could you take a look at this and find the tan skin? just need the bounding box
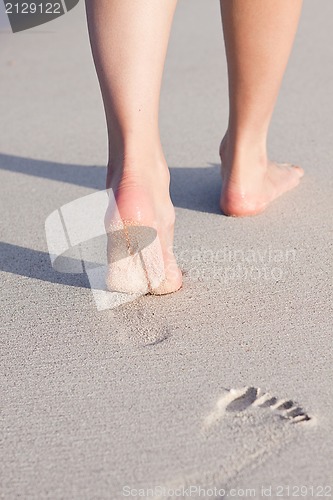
[86,0,304,294]
[219,0,304,216]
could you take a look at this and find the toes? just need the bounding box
[279,163,304,178]
[292,165,304,177]
[151,268,183,295]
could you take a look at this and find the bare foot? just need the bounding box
[104,159,182,295]
[219,135,304,217]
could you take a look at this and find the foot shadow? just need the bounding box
[0,152,105,190]
[0,242,90,288]
[170,164,222,214]
[0,153,222,286]
[0,152,222,214]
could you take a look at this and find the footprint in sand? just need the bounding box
[113,294,174,347]
[205,386,311,426]
[156,387,313,500]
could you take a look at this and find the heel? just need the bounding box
[105,222,166,295]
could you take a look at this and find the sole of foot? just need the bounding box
[105,169,182,296]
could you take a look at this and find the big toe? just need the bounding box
[293,164,304,178]
[151,267,182,295]
[280,162,304,178]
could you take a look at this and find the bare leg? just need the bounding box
[86,0,181,293]
[220,0,304,216]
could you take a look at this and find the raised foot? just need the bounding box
[220,154,304,217]
[105,169,182,295]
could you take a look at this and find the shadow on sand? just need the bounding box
[0,152,222,287]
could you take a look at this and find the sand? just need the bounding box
[0,1,332,498]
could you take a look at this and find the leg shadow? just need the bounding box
[0,153,222,214]
[0,242,90,288]
[170,163,222,214]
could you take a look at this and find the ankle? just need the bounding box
[221,127,267,156]
[220,130,268,175]
[105,157,175,231]
[106,152,169,191]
